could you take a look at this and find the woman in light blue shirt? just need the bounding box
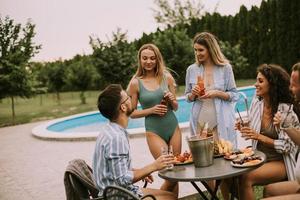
[185,32,239,147]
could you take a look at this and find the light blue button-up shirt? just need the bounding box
[185,63,239,147]
[92,122,142,197]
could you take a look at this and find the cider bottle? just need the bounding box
[160,96,168,106]
[160,91,168,106]
[201,122,209,138]
[197,75,205,96]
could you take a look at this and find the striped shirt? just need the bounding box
[92,122,142,196]
[249,97,299,181]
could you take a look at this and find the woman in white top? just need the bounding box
[185,32,239,146]
[185,32,239,199]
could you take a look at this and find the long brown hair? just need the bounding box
[257,64,293,116]
[134,43,167,83]
[193,32,229,66]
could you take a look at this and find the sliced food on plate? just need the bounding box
[174,151,193,165]
[231,155,264,167]
[224,147,255,160]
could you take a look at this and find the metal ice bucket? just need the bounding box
[187,135,214,167]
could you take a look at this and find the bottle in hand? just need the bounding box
[197,76,205,96]
[160,91,168,106]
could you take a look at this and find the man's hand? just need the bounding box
[152,154,175,171]
[143,174,154,184]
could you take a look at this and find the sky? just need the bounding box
[1,0,262,62]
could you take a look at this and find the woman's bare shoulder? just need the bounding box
[164,71,175,81]
[128,77,139,90]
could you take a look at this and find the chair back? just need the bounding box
[103,185,140,200]
[68,173,103,200]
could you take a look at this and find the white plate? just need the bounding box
[231,156,264,168]
[174,160,193,165]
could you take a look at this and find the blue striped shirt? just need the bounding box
[92,122,142,196]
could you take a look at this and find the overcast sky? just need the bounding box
[1,0,262,62]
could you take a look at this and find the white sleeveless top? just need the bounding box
[197,79,217,135]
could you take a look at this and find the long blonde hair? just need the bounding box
[193,32,229,66]
[134,43,167,83]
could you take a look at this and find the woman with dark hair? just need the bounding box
[237,64,299,200]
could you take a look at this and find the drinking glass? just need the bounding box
[278,104,293,129]
[241,115,250,127]
[161,146,174,170]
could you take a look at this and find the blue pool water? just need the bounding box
[47,87,255,133]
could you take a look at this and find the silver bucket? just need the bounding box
[187,136,214,167]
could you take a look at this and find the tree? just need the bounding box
[30,62,48,106]
[153,27,194,84]
[90,29,136,88]
[0,16,41,122]
[220,41,249,79]
[65,55,97,104]
[152,0,205,28]
[258,0,271,65]
[246,6,259,74]
[46,60,67,105]
[276,0,290,69]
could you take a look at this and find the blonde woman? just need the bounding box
[185,32,239,146]
[127,44,181,196]
[185,32,239,199]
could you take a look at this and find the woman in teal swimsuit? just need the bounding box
[127,43,181,196]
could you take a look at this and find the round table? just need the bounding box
[159,150,266,200]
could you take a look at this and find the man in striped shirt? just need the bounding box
[264,63,300,199]
[93,84,176,199]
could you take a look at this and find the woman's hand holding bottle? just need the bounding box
[163,91,176,102]
[152,104,167,116]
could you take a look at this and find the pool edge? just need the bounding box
[32,86,254,141]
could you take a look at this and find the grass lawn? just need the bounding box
[179,186,263,200]
[0,79,255,127]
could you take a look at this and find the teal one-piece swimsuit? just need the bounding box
[138,78,178,143]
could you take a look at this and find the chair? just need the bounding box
[103,185,156,200]
[68,173,103,200]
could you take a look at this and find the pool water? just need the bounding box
[47,87,255,133]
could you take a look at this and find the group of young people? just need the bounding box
[92,31,300,200]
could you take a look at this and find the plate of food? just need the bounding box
[224,148,255,160]
[174,151,193,165]
[231,155,264,168]
[214,139,233,158]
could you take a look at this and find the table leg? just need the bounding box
[201,181,220,200]
[230,177,238,200]
[190,181,209,200]
[213,180,222,199]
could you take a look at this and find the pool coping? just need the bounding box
[32,86,254,141]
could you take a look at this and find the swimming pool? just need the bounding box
[32,86,255,140]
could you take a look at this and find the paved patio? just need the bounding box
[0,121,250,200]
